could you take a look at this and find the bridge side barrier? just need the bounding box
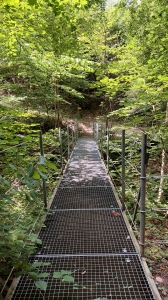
[0,124,78,297]
[94,123,168,258]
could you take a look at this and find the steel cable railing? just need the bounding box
[94,122,168,257]
[0,123,79,297]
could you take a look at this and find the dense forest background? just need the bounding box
[0,0,168,299]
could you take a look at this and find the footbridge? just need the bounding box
[11,137,159,300]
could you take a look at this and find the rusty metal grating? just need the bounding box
[36,209,136,255]
[50,187,119,209]
[12,255,155,300]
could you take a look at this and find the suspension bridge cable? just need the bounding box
[112,149,141,175]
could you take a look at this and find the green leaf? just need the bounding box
[62,275,74,283]
[41,263,51,267]
[27,163,34,177]
[16,270,26,277]
[46,161,57,171]
[33,262,43,268]
[60,270,72,276]
[4,180,10,187]
[37,164,48,173]
[53,272,62,279]
[9,164,17,170]
[100,76,109,84]
[38,273,50,278]
[38,170,48,180]
[32,170,40,180]
[29,272,38,280]
[29,191,38,201]
[25,193,31,202]
[28,0,37,5]
[33,262,50,268]
[0,194,14,203]
[35,280,47,292]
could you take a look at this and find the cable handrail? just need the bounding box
[1,124,79,296]
[94,122,167,257]
[109,148,141,175]
[0,141,30,153]
[109,158,139,202]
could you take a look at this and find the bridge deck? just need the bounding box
[11,138,155,300]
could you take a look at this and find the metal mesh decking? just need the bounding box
[59,138,111,187]
[12,256,154,300]
[50,187,119,209]
[36,209,136,255]
[11,138,155,300]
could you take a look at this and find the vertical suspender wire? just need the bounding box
[132,187,141,227]
[122,129,125,211]
[95,123,97,142]
[39,131,47,208]
[94,123,96,141]
[59,127,63,175]
[97,123,100,147]
[96,123,99,142]
[140,134,147,257]
[74,123,77,143]
[107,127,109,174]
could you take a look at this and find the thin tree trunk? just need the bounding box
[157,148,165,202]
[157,102,168,202]
[54,100,57,129]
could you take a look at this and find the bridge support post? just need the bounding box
[76,122,79,140]
[72,128,74,149]
[107,127,109,173]
[140,134,147,257]
[67,125,70,159]
[94,123,98,142]
[122,130,125,210]
[100,124,103,158]
[39,131,47,208]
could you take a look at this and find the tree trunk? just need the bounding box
[157,102,168,202]
[157,148,165,202]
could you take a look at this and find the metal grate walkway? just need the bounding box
[11,138,155,300]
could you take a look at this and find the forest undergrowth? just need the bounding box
[0,101,73,299]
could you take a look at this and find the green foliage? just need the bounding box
[53,270,75,283]
[0,106,68,299]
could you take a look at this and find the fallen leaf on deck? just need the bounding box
[156,276,163,283]
[161,290,167,296]
[111,211,121,217]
